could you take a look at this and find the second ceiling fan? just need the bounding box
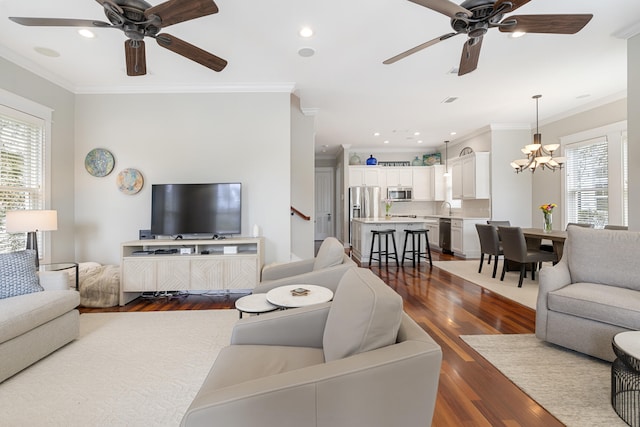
[384,0,593,75]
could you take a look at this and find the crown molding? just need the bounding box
[0,46,75,93]
[75,82,297,95]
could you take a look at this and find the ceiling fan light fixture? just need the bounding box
[510,31,526,38]
[78,28,95,38]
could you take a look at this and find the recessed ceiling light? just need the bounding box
[373,132,380,136]
[299,27,313,38]
[298,47,315,57]
[417,140,423,144]
[34,47,60,57]
[78,29,95,38]
[383,140,390,144]
[510,31,526,38]
[414,132,420,136]
[450,131,457,136]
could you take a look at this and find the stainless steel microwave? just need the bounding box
[387,187,413,202]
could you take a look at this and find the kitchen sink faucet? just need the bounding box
[441,201,452,216]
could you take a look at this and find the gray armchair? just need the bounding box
[255,237,356,293]
[181,268,442,427]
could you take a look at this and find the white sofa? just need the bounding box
[536,226,640,361]
[0,251,80,382]
[181,267,442,427]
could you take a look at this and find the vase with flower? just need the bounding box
[539,203,556,232]
[383,199,393,219]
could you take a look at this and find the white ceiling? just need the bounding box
[0,0,638,156]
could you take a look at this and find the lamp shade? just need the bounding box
[6,210,58,232]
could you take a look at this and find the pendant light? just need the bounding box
[510,95,565,173]
[443,140,451,176]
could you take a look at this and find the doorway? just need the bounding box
[315,167,334,240]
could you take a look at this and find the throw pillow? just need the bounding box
[0,250,43,299]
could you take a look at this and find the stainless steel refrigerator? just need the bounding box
[348,186,381,245]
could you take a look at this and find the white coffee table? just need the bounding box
[266,284,333,309]
[235,294,278,319]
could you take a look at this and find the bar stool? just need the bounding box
[401,229,433,268]
[368,229,399,267]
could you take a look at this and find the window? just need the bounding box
[562,121,627,228]
[565,138,608,226]
[0,104,46,254]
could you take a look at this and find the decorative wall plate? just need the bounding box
[116,168,144,195]
[85,148,115,177]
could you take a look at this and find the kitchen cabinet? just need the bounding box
[450,218,485,258]
[412,166,445,201]
[451,152,490,199]
[348,166,380,187]
[424,222,440,250]
[384,168,413,187]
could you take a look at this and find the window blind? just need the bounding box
[0,106,45,254]
[565,137,608,226]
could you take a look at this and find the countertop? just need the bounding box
[352,215,489,224]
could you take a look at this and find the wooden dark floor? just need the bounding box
[80,251,562,427]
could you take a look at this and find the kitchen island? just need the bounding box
[351,216,487,264]
[351,217,438,265]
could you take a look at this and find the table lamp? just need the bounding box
[6,210,58,267]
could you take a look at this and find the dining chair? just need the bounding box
[487,220,511,227]
[498,226,557,288]
[604,225,628,230]
[475,224,503,278]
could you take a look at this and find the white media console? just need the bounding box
[120,237,265,306]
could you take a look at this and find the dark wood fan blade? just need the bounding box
[493,0,531,13]
[9,17,112,28]
[408,0,471,18]
[155,33,227,72]
[145,0,218,28]
[125,40,147,76]
[499,14,593,34]
[458,36,483,76]
[383,33,459,65]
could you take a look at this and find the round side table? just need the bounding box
[266,284,333,309]
[611,331,640,426]
[235,294,278,319]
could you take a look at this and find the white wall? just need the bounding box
[490,127,532,226]
[290,94,315,259]
[0,57,76,263]
[74,92,291,265]
[533,98,627,230]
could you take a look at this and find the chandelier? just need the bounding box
[510,95,565,173]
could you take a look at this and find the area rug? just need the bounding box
[433,260,539,309]
[0,310,239,426]
[461,334,626,427]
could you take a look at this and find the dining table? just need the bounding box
[521,228,568,260]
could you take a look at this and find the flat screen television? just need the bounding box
[151,183,241,238]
